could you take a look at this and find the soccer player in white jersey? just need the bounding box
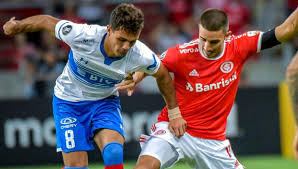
[3,3,186,169]
[121,7,298,169]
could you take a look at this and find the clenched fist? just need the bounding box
[3,17,19,35]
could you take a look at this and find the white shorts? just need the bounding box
[138,122,244,169]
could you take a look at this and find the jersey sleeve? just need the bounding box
[233,31,263,61]
[160,46,178,73]
[55,20,102,49]
[140,53,161,75]
[131,41,161,75]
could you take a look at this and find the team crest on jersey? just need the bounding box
[159,50,167,60]
[220,61,234,73]
[62,25,72,35]
[154,129,166,135]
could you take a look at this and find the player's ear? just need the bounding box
[225,31,232,39]
[107,25,111,36]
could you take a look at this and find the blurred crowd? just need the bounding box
[0,0,296,98]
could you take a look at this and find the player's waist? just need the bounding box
[158,112,227,140]
[186,129,226,140]
[54,81,119,102]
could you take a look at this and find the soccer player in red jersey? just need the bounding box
[286,51,298,161]
[117,7,298,169]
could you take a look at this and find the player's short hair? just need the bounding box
[110,3,144,34]
[199,8,229,33]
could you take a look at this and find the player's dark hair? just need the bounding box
[199,8,229,33]
[110,3,144,34]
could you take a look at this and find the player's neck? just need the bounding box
[103,37,118,58]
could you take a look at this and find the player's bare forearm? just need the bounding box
[275,7,298,43]
[153,63,178,109]
[153,63,187,137]
[286,52,298,125]
[3,15,59,37]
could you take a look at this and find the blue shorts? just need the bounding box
[52,95,124,153]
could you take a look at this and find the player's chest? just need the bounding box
[70,52,128,81]
[177,56,240,83]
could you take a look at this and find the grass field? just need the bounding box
[1,155,297,169]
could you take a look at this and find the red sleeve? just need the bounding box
[233,31,263,62]
[160,46,179,73]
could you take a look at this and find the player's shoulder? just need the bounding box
[130,40,155,56]
[127,40,156,66]
[175,39,200,55]
[57,20,105,33]
[227,31,262,42]
[76,24,107,38]
[56,20,107,41]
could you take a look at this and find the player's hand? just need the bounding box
[168,117,187,138]
[3,17,19,35]
[294,128,298,161]
[116,73,135,96]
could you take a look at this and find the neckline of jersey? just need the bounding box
[198,42,226,60]
[100,33,125,65]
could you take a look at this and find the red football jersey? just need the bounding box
[158,31,263,140]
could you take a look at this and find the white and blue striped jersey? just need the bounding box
[54,20,160,102]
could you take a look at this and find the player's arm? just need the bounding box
[152,62,187,138]
[3,15,60,37]
[275,7,298,43]
[260,7,298,51]
[286,51,298,161]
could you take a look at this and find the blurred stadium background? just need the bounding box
[0,0,297,168]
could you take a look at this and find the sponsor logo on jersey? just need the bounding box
[186,72,237,92]
[154,129,166,135]
[179,48,199,54]
[75,67,121,88]
[68,51,122,88]
[189,69,199,76]
[220,61,234,73]
[62,25,72,35]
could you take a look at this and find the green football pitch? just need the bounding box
[1,155,297,169]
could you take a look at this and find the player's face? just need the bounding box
[199,25,226,58]
[107,26,140,57]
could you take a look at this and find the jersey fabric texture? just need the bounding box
[158,31,263,140]
[54,20,160,102]
[53,94,123,153]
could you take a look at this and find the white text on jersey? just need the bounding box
[186,72,237,92]
[179,48,199,54]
